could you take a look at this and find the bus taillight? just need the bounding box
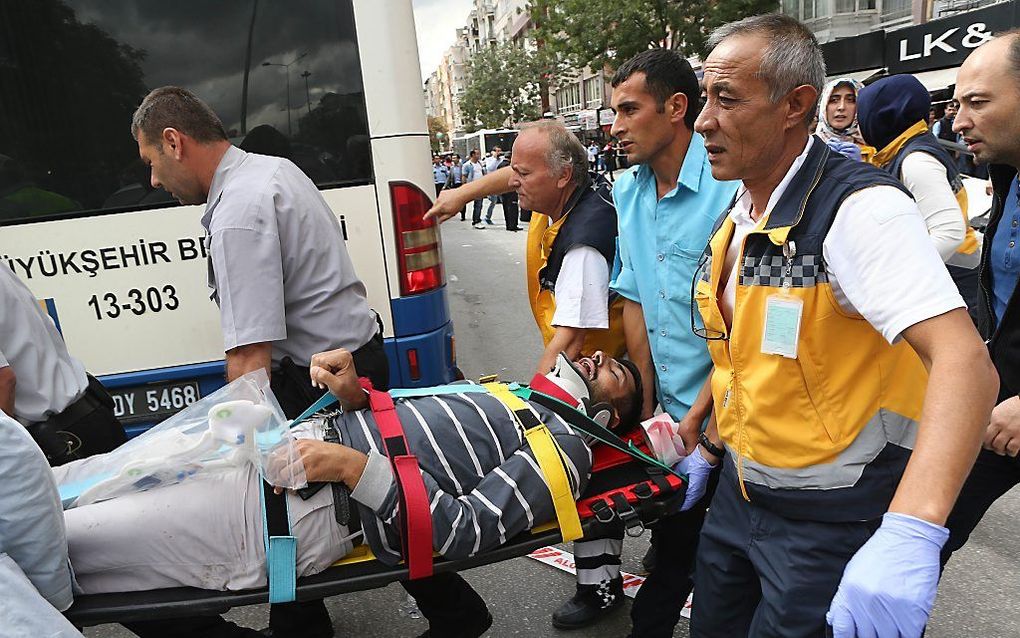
[390,181,445,295]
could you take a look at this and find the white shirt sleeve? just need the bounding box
[823,185,965,344]
[899,152,966,262]
[551,246,611,329]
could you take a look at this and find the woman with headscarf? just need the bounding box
[857,73,981,313]
[816,78,874,162]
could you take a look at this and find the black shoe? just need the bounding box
[415,611,493,637]
[551,582,624,630]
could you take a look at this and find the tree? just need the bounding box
[427,116,448,152]
[529,0,778,74]
[459,42,543,130]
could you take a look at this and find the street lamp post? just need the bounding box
[261,51,307,136]
[300,70,312,114]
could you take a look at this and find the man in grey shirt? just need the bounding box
[0,266,126,464]
[131,86,389,638]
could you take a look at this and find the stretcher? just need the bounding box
[64,379,687,627]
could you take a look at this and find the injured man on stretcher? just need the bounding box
[56,349,642,596]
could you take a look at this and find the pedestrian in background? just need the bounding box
[602,140,618,181]
[432,155,449,198]
[483,146,502,225]
[464,149,486,228]
[495,152,520,231]
[815,78,873,162]
[446,153,467,221]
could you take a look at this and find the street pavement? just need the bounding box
[85,203,1019,637]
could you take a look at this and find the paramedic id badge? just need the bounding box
[761,294,803,358]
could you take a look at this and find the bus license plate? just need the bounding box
[110,380,201,424]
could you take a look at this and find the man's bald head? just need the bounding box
[955,31,1020,167]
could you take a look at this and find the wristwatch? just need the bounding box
[699,432,726,459]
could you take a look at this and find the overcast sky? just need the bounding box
[412,0,474,83]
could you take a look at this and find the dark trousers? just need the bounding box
[402,571,489,635]
[689,469,879,638]
[471,199,484,224]
[627,466,719,638]
[28,375,127,466]
[942,448,1020,567]
[434,183,444,198]
[485,195,498,221]
[504,198,520,230]
[269,331,390,418]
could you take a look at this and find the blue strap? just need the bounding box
[289,383,495,428]
[267,536,298,603]
[390,383,495,398]
[259,479,297,603]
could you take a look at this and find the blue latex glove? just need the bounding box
[826,139,863,162]
[675,446,716,511]
[826,512,949,638]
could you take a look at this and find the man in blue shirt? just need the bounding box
[940,33,1020,571]
[607,49,738,638]
[432,155,449,198]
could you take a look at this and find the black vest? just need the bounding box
[885,132,963,192]
[540,173,618,291]
[935,116,957,142]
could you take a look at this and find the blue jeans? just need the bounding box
[485,195,499,221]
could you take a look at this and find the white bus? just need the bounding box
[451,129,519,159]
[0,0,456,434]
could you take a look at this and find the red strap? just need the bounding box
[359,378,434,579]
[576,473,683,519]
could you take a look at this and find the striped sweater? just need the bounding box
[329,390,592,565]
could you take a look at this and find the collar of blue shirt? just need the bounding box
[631,132,709,198]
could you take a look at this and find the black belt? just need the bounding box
[263,479,290,538]
[27,375,111,462]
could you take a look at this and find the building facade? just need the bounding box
[424,0,614,138]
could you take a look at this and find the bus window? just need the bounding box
[0,0,373,225]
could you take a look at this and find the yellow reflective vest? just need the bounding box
[695,140,929,521]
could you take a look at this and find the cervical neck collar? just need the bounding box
[531,353,614,429]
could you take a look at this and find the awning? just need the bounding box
[912,67,959,91]
[827,68,884,83]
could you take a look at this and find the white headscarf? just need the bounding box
[817,78,866,147]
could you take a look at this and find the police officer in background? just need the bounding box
[0,265,126,466]
[129,86,487,638]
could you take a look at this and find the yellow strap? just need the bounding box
[484,382,584,543]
